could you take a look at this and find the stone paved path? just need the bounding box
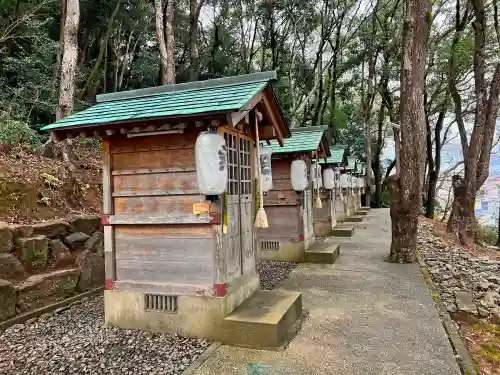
[192,208,461,375]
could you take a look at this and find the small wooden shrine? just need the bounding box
[41,71,303,349]
[257,126,331,262]
[316,145,348,235]
[341,156,358,217]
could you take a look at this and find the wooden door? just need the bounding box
[221,128,254,283]
[239,136,254,274]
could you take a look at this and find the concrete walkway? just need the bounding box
[192,209,461,375]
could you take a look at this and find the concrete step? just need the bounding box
[355,210,368,216]
[331,225,355,237]
[345,215,364,223]
[306,242,340,264]
[359,206,371,211]
[222,290,302,349]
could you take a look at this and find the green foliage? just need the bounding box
[477,224,498,246]
[0,117,42,151]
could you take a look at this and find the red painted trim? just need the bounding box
[101,215,110,225]
[105,279,115,290]
[215,283,227,297]
[299,235,304,241]
[210,213,221,224]
[328,215,332,222]
[296,199,301,207]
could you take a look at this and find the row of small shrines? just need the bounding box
[41,71,369,349]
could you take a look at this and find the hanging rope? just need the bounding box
[254,110,268,228]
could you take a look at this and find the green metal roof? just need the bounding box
[319,145,346,165]
[263,125,328,154]
[345,156,357,171]
[41,71,282,131]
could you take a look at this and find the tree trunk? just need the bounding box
[447,0,500,245]
[57,0,79,120]
[496,207,500,247]
[43,0,79,165]
[165,0,175,84]
[155,0,176,85]
[387,176,419,262]
[425,170,437,218]
[388,0,430,263]
[189,0,204,81]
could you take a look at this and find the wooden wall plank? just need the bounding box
[114,195,200,214]
[113,171,198,195]
[115,238,212,262]
[115,261,213,284]
[258,206,300,240]
[115,225,212,238]
[110,132,199,154]
[102,137,113,214]
[112,148,195,170]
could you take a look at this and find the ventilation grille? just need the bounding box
[145,294,178,313]
[261,241,280,251]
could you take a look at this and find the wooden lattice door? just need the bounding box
[221,128,254,283]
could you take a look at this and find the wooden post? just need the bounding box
[102,136,116,289]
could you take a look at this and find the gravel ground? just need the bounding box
[257,260,297,290]
[0,296,210,375]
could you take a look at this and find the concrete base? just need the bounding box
[313,219,335,237]
[359,206,371,211]
[331,226,355,237]
[345,215,364,223]
[306,242,340,264]
[104,278,303,349]
[223,290,302,348]
[355,210,368,216]
[259,234,314,262]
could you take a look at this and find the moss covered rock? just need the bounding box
[16,235,49,272]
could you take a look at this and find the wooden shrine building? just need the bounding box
[41,71,304,349]
[316,145,348,234]
[258,126,331,262]
[345,157,358,215]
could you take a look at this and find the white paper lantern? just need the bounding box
[340,174,349,188]
[195,132,227,195]
[259,146,273,192]
[323,167,335,190]
[291,159,308,192]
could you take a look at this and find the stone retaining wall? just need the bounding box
[0,215,104,321]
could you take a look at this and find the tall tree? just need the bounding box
[189,0,205,81]
[388,0,431,263]
[57,0,80,120]
[42,0,80,164]
[155,0,176,84]
[447,0,500,245]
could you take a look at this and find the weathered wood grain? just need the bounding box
[115,261,213,284]
[109,213,214,225]
[112,167,196,176]
[110,132,198,154]
[102,137,113,215]
[114,195,200,214]
[258,206,300,240]
[115,238,212,263]
[115,225,212,237]
[112,148,195,170]
[113,171,198,195]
